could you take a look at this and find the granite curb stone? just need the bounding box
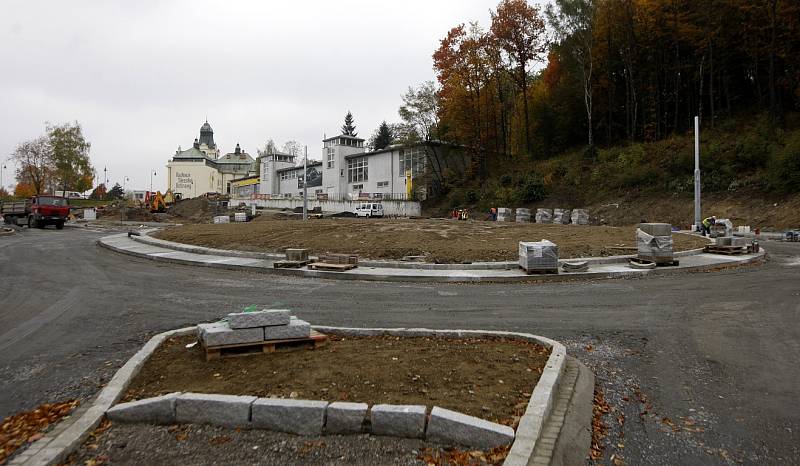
[426,406,515,448]
[325,402,368,434]
[105,392,180,424]
[198,321,264,347]
[251,399,329,435]
[263,318,311,340]
[175,393,256,428]
[228,309,291,329]
[370,404,427,438]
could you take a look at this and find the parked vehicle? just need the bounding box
[1,195,71,229]
[54,190,85,199]
[354,202,384,218]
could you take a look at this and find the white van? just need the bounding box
[355,203,384,218]
[54,191,84,199]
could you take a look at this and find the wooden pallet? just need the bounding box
[273,260,311,269]
[704,245,746,256]
[631,257,680,267]
[519,265,559,275]
[308,262,357,271]
[204,330,328,361]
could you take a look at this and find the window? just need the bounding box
[352,184,363,190]
[327,147,335,168]
[348,156,368,183]
[377,181,389,188]
[398,148,426,176]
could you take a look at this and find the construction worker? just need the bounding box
[701,215,716,236]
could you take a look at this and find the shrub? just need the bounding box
[768,132,800,192]
[516,172,547,203]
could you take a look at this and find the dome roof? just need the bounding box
[200,121,213,133]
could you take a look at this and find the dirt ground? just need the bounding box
[124,335,550,425]
[153,219,708,263]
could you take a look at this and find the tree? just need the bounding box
[399,81,442,142]
[341,111,357,136]
[0,187,11,200]
[107,183,124,200]
[14,183,36,198]
[47,122,93,193]
[12,136,52,195]
[90,183,107,200]
[490,0,547,156]
[370,121,395,150]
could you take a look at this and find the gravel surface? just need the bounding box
[66,423,481,466]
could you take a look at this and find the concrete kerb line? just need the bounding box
[130,228,712,270]
[99,232,766,284]
[11,326,568,466]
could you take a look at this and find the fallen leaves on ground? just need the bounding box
[0,399,79,464]
[590,388,610,460]
[418,445,510,465]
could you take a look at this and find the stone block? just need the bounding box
[716,236,733,246]
[553,209,571,224]
[175,393,256,428]
[731,237,749,247]
[263,318,311,341]
[535,209,553,224]
[228,309,291,329]
[286,249,309,261]
[106,393,180,424]
[519,240,559,270]
[198,321,264,347]
[213,215,230,224]
[370,404,426,438]
[426,407,515,448]
[325,402,368,434]
[570,209,590,225]
[639,223,672,237]
[251,398,328,435]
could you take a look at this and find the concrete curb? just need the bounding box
[9,326,570,465]
[98,232,766,284]
[8,326,196,466]
[130,228,710,270]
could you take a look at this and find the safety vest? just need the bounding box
[702,217,713,227]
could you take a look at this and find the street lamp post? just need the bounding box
[0,162,6,194]
[104,166,108,187]
[150,170,157,194]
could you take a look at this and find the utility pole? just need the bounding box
[0,161,6,194]
[150,170,157,194]
[302,146,308,221]
[694,116,701,231]
[104,166,107,187]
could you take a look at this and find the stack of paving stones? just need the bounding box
[286,248,309,262]
[636,223,674,264]
[570,209,590,225]
[515,208,531,223]
[234,212,247,222]
[535,208,553,224]
[107,394,515,449]
[552,209,571,224]
[518,239,559,272]
[496,208,513,222]
[318,254,359,266]
[198,310,311,348]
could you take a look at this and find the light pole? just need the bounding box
[694,116,701,231]
[0,161,6,195]
[103,166,108,187]
[303,146,308,221]
[150,170,157,194]
[123,177,130,198]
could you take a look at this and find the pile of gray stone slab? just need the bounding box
[570,209,590,225]
[198,310,311,348]
[106,393,515,449]
[553,209,571,224]
[497,207,513,222]
[515,208,531,223]
[636,223,674,264]
[519,240,559,272]
[535,208,553,224]
[715,236,749,248]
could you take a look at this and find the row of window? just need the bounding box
[348,156,368,183]
[324,138,364,148]
[280,171,298,181]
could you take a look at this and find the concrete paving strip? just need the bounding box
[98,233,765,283]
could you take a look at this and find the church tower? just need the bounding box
[197,120,219,159]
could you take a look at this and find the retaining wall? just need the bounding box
[236,198,421,217]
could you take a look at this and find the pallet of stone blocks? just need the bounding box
[496,207,513,222]
[571,209,590,225]
[535,208,553,224]
[519,240,559,274]
[198,310,327,360]
[213,215,230,224]
[704,237,748,255]
[274,248,311,268]
[637,223,675,265]
[308,254,358,271]
[515,208,530,223]
[553,208,571,224]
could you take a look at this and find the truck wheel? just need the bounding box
[56,221,64,230]
[27,216,34,228]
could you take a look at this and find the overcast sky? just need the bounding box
[0,0,515,192]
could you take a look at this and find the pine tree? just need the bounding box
[341,111,357,136]
[107,183,125,200]
[371,121,394,150]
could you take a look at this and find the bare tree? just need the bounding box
[12,136,52,195]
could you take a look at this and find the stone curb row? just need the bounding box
[9,327,565,466]
[98,233,766,284]
[130,228,711,270]
[107,393,515,449]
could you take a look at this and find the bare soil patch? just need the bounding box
[153,218,707,263]
[124,335,551,425]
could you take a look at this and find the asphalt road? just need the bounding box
[0,226,798,465]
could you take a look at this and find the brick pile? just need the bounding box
[198,310,311,348]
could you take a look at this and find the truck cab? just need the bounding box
[28,196,71,229]
[355,203,384,218]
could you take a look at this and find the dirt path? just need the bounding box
[154,218,707,263]
[125,335,550,425]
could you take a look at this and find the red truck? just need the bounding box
[1,195,71,229]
